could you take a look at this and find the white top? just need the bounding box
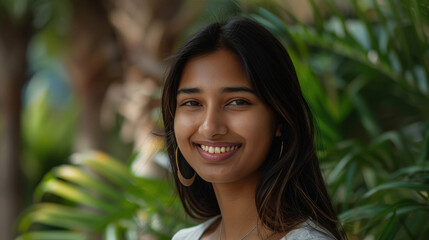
[172,216,336,240]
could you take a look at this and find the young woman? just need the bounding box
[162,18,345,240]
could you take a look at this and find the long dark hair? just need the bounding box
[162,17,344,239]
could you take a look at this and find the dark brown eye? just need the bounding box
[229,99,250,106]
[181,100,201,106]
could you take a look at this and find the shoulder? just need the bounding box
[280,220,337,240]
[172,224,203,240]
[172,216,220,240]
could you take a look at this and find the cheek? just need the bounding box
[174,113,198,145]
[231,110,276,135]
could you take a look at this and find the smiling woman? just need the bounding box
[175,49,279,186]
[162,18,345,240]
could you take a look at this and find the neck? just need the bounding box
[212,173,261,239]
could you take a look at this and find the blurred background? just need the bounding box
[0,0,428,239]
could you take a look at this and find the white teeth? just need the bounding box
[200,144,240,154]
[215,147,220,153]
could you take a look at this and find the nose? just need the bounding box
[198,106,227,138]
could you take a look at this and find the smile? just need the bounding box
[200,144,241,154]
[195,143,242,162]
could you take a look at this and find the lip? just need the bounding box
[194,141,241,162]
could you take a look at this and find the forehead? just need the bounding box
[178,49,252,90]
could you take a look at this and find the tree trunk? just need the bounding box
[0,13,33,240]
[100,0,205,177]
[68,0,122,152]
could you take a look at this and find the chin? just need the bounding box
[199,175,224,183]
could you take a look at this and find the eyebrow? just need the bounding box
[176,88,200,95]
[177,86,256,95]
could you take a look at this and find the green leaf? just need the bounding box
[372,131,409,163]
[348,77,382,138]
[104,223,120,240]
[19,203,104,232]
[16,231,86,240]
[71,152,140,194]
[389,164,429,179]
[307,0,325,33]
[363,181,429,199]
[324,0,366,52]
[255,8,309,57]
[339,204,389,221]
[395,202,429,216]
[327,151,356,184]
[40,178,115,212]
[417,128,429,163]
[342,161,357,211]
[378,212,398,240]
[53,165,122,202]
[351,0,382,55]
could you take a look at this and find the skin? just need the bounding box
[174,49,281,239]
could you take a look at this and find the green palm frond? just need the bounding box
[18,151,192,240]
[251,0,429,238]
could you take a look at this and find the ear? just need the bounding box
[275,124,282,137]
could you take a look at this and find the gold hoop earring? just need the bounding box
[176,147,196,187]
[279,138,284,158]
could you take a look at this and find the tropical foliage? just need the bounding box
[16,0,429,239]
[252,0,429,238]
[18,151,192,240]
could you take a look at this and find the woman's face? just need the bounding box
[174,49,279,184]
